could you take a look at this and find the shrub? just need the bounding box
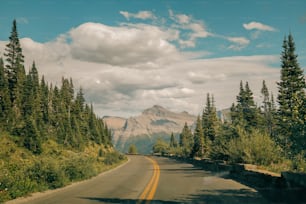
[227,128,282,165]
[104,152,125,165]
[28,159,67,189]
[64,157,97,181]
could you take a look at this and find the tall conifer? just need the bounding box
[277,34,305,155]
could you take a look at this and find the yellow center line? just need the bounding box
[137,157,160,204]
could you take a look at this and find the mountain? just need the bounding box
[103,105,196,154]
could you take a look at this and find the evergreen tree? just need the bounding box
[75,87,85,116]
[191,116,206,158]
[4,19,25,109]
[169,132,178,148]
[202,93,218,141]
[0,19,114,153]
[277,34,306,155]
[179,122,193,156]
[243,82,259,128]
[22,118,42,154]
[232,81,260,131]
[261,80,276,136]
[40,76,49,124]
[0,58,11,125]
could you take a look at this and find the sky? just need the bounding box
[0,0,305,117]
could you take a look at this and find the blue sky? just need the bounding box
[0,0,305,117]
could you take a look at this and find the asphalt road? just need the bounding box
[8,155,268,204]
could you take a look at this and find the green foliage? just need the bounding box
[179,122,193,157]
[169,132,178,148]
[225,128,281,165]
[28,159,67,189]
[0,20,113,154]
[202,93,218,141]
[210,122,237,161]
[191,116,207,157]
[0,20,122,202]
[103,152,125,165]
[0,135,125,202]
[260,80,277,137]
[128,144,138,154]
[156,35,304,174]
[277,34,305,156]
[21,118,42,154]
[4,19,25,109]
[63,157,97,181]
[231,81,262,132]
[152,138,169,155]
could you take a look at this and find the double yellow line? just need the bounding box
[138,157,160,204]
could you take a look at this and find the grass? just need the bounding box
[0,132,127,203]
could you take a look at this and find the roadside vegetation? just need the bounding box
[153,34,305,174]
[0,20,126,202]
[128,144,138,154]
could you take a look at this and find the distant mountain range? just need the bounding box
[103,105,231,154]
[103,105,196,154]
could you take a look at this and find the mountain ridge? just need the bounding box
[103,105,196,153]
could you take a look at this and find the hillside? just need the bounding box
[104,105,196,154]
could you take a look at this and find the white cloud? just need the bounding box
[243,21,276,32]
[120,11,156,21]
[69,22,179,67]
[0,12,282,117]
[0,34,280,117]
[176,14,191,24]
[169,9,211,48]
[225,36,250,50]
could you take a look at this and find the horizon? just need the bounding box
[0,0,305,118]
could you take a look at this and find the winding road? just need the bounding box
[8,155,268,203]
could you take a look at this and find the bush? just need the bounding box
[64,157,97,181]
[104,152,125,165]
[227,128,282,165]
[0,163,37,200]
[28,159,67,189]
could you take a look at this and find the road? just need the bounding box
[8,155,268,204]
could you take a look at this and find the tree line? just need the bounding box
[154,34,305,171]
[0,20,112,154]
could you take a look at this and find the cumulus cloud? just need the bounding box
[243,21,276,31]
[0,34,280,117]
[120,11,156,20]
[69,22,179,67]
[0,11,282,117]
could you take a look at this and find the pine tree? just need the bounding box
[3,20,27,132]
[191,116,206,158]
[0,58,11,125]
[40,76,49,124]
[232,81,260,131]
[22,118,42,154]
[179,122,193,156]
[75,87,85,116]
[0,19,115,152]
[244,82,259,128]
[277,34,306,155]
[169,132,178,148]
[4,19,25,108]
[202,93,218,141]
[261,80,276,136]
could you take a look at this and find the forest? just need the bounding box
[153,33,305,173]
[0,20,125,202]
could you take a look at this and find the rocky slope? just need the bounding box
[103,105,196,153]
